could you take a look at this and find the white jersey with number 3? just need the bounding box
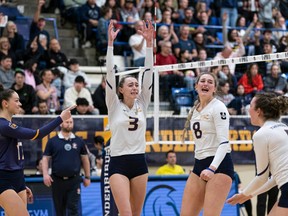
[105,46,153,157]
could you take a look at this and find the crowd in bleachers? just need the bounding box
[1,0,288,115]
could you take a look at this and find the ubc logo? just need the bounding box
[143,185,179,216]
[220,112,227,120]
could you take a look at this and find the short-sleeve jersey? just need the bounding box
[43,132,87,177]
[105,46,153,157]
[243,120,288,195]
[191,98,231,160]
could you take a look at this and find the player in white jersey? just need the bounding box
[181,72,234,216]
[105,20,153,216]
[227,92,288,216]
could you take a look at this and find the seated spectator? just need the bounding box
[0,55,14,89]
[23,58,41,90]
[21,36,44,64]
[35,157,51,175]
[156,150,185,175]
[35,100,50,115]
[91,155,103,176]
[93,135,104,157]
[92,76,107,115]
[96,6,113,55]
[160,9,173,25]
[51,67,62,98]
[10,69,38,114]
[120,0,140,23]
[221,65,237,95]
[79,0,101,48]
[36,69,60,112]
[0,36,16,68]
[174,24,197,60]
[156,24,178,53]
[43,38,68,69]
[139,0,162,23]
[29,0,50,47]
[216,81,236,115]
[155,40,185,101]
[118,16,135,54]
[194,48,209,75]
[264,64,287,95]
[104,0,122,25]
[227,84,251,115]
[2,21,25,55]
[238,63,264,98]
[58,58,90,90]
[61,0,85,27]
[63,75,95,113]
[71,97,93,115]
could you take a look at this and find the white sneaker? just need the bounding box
[81,41,92,48]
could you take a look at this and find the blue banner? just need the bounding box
[12,116,288,168]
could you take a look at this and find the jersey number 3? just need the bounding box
[128,117,139,131]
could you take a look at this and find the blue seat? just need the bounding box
[171,88,194,114]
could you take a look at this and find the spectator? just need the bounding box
[155,40,185,101]
[160,9,173,25]
[23,58,41,90]
[92,76,107,115]
[2,21,25,55]
[194,48,210,75]
[240,0,260,23]
[227,84,251,115]
[177,0,189,22]
[60,0,85,27]
[258,0,276,28]
[221,65,237,95]
[51,68,62,98]
[156,150,185,175]
[220,0,238,27]
[63,75,95,113]
[96,6,113,55]
[10,69,38,114]
[156,24,179,53]
[160,0,179,22]
[58,58,90,90]
[36,69,60,113]
[139,0,162,23]
[238,63,264,98]
[177,6,196,25]
[93,135,104,157]
[264,64,287,95]
[0,55,14,89]
[29,0,50,47]
[118,16,135,54]
[128,20,147,67]
[174,24,197,60]
[79,0,101,48]
[71,97,93,115]
[0,36,16,68]
[43,38,68,69]
[104,0,122,24]
[35,158,43,175]
[91,155,103,176]
[273,15,286,44]
[120,0,140,22]
[216,81,235,107]
[21,36,44,64]
[35,100,50,115]
[42,117,90,216]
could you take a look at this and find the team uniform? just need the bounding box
[156,164,185,175]
[242,121,288,208]
[0,116,63,194]
[106,46,153,179]
[43,132,88,215]
[190,98,234,179]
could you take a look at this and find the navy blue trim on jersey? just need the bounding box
[106,80,112,90]
[219,141,229,145]
[257,164,269,176]
[0,116,62,170]
[278,182,288,208]
[109,154,148,180]
[0,169,26,194]
[192,153,234,180]
[0,116,62,140]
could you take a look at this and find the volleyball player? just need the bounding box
[0,89,75,216]
[181,72,234,216]
[227,92,288,216]
[106,20,153,215]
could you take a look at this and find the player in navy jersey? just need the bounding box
[106,20,153,216]
[0,89,75,216]
[227,92,288,216]
[181,72,234,216]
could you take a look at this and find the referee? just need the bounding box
[42,117,90,216]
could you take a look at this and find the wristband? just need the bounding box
[206,167,215,173]
[84,176,91,180]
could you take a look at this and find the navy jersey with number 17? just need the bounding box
[0,116,62,170]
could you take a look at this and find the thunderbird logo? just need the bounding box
[143,185,179,216]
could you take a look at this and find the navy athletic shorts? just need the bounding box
[0,169,26,194]
[278,182,288,208]
[109,154,148,180]
[192,153,234,180]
